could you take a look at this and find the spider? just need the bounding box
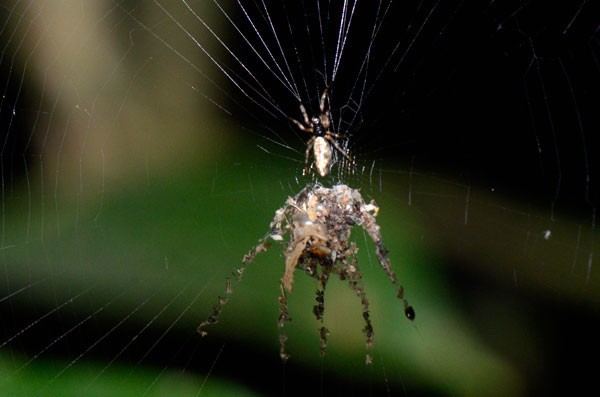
[289,86,355,177]
[198,184,414,364]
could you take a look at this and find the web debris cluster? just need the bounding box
[198,183,414,364]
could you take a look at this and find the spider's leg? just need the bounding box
[343,263,374,364]
[197,238,271,336]
[299,102,311,126]
[289,117,312,134]
[319,326,330,358]
[361,210,415,320]
[375,241,414,319]
[313,282,327,321]
[357,284,375,365]
[318,84,333,131]
[314,260,332,356]
[319,83,332,114]
[326,135,356,168]
[278,284,292,361]
[303,136,316,176]
[327,131,348,139]
[312,255,333,321]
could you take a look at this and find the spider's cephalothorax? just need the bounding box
[289,87,355,177]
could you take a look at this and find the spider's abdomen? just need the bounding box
[313,137,332,177]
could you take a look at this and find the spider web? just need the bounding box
[1,1,599,396]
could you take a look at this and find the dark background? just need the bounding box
[1,1,599,396]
